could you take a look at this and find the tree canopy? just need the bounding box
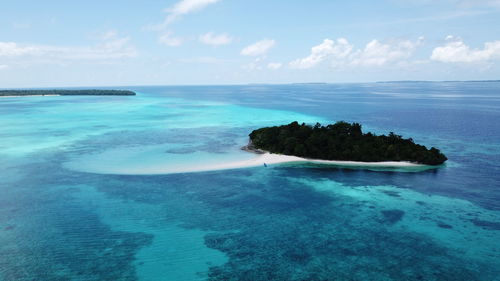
[249,121,447,165]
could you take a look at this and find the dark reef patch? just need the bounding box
[0,160,153,281]
[470,219,500,230]
[381,209,405,225]
[437,222,453,229]
[2,151,499,281]
[382,190,401,197]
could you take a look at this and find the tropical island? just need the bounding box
[0,89,136,97]
[247,121,447,165]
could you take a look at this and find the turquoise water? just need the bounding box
[1,83,500,280]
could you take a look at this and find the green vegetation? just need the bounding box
[249,121,447,165]
[0,89,136,96]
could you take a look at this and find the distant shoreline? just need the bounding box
[0,89,136,97]
[0,95,61,98]
[377,80,500,83]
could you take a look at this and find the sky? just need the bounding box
[1,0,500,87]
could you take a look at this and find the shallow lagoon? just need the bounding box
[1,82,500,280]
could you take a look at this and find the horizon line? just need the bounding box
[1,80,499,90]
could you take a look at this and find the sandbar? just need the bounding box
[133,152,430,175]
[65,149,433,176]
[188,152,426,172]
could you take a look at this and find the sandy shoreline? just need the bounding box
[64,144,434,175]
[126,152,429,175]
[197,152,426,172]
[74,151,429,175]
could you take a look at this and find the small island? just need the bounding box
[0,89,136,97]
[248,121,447,165]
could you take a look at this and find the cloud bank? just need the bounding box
[0,33,136,64]
[431,36,500,63]
[290,37,423,69]
[289,38,353,69]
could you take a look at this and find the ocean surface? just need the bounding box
[1,82,500,281]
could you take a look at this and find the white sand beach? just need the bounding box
[155,152,428,175]
[65,148,432,175]
[203,153,422,169]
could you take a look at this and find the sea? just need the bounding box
[1,82,499,281]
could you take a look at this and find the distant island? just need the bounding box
[0,89,136,97]
[247,121,447,165]
[377,80,500,83]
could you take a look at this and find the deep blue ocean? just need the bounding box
[1,82,500,280]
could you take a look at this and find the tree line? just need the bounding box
[0,89,136,96]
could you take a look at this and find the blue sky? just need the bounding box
[1,0,500,87]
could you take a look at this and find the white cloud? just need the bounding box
[351,37,422,66]
[244,59,282,71]
[168,0,220,19]
[398,0,500,8]
[431,36,500,63]
[12,21,31,29]
[289,38,353,69]
[199,32,232,46]
[243,57,264,70]
[0,33,137,63]
[159,32,183,47]
[458,0,500,7]
[0,64,8,70]
[0,42,39,57]
[241,39,276,56]
[179,56,227,64]
[148,0,221,47]
[155,0,221,28]
[290,37,422,69]
[267,62,283,70]
[100,30,118,40]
